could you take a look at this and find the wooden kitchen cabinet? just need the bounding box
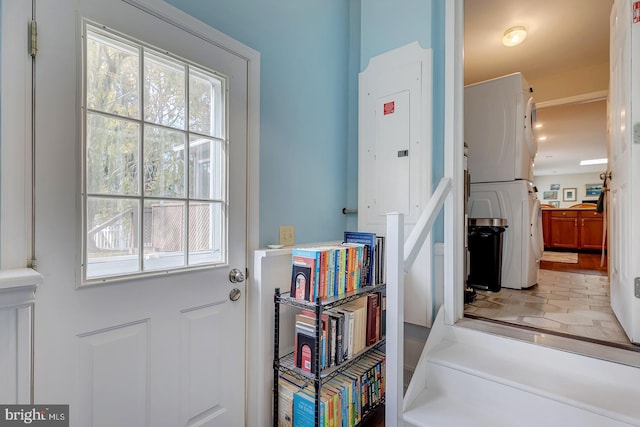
[580,210,606,250]
[544,208,606,251]
[542,210,552,249]
[550,210,579,249]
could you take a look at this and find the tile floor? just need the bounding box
[464,269,632,347]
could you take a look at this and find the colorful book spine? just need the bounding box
[344,231,376,287]
[293,389,325,427]
[292,248,322,302]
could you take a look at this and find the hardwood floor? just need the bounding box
[539,251,607,275]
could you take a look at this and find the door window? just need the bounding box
[83,22,227,283]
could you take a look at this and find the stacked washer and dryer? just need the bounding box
[465,73,544,290]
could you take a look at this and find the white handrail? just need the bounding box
[404,177,453,272]
[385,176,453,427]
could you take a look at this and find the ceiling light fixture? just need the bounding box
[579,158,608,166]
[538,136,547,141]
[502,26,527,47]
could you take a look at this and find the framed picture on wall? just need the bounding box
[543,190,558,200]
[550,184,560,191]
[585,183,603,197]
[549,201,559,208]
[563,187,577,202]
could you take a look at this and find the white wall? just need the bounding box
[534,172,603,208]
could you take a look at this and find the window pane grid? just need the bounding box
[83,22,227,282]
[85,28,141,119]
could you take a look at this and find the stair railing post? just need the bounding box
[386,212,404,427]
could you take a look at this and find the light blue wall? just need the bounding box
[345,0,361,233]
[359,0,431,71]
[165,0,351,247]
[165,0,446,248]
[431,0,446,243]
[0,1,3,232]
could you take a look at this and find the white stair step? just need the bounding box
[401,309,640,427]
[422,356,635,426]
[403,388,513,427]
[429,340,640,425]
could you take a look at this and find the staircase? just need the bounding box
[402,310,640,427]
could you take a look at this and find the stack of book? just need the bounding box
[279,349,386,427]
[289,232,385,303]
[293,291,384,373]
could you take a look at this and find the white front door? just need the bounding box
[609,0,639,344]
[33,1,249,425]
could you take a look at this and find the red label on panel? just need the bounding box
[384,101,395,115]
[634,1,640,23]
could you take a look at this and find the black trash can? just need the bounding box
[467,218,507,292]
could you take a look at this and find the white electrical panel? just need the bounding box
[374,90,411,216]
[358,42,432,236]
[358,42,433,327]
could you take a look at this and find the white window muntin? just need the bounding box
[82,21,228,284]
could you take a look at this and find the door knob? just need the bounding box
[229,268,245,283]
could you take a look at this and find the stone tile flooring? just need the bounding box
[464,269,631,346]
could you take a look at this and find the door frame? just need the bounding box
[447,0,639,343]
[443,0,466,325]
[0,0,33,270]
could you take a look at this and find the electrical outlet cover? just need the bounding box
[279,226,295,246]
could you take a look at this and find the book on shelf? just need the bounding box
[294,326,317,374]
[283,351,386,426]
[331,306,354,361]
[328,311,348,368]
[381,295,386,338]
[289,241,372,302]
[278,372,306,427]
[334,372,357,426]
[340,297,368,355]
[333,242,364,294]
[290,291,383,378]
[329,308,349,364]
[349,351,385,416]
[292,387,326,427]
[375,236,385,285]
[322,380,340,426]
[297,310,329,370]
[365,292,381,347]
[290,256,313,301]
[276,267,386,427]
[344,231,376,287]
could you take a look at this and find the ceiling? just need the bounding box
[464,0,612,176]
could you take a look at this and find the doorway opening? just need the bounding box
[459,0,639,352]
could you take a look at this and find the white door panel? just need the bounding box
[609,0,639,344]
[34,1,248,425]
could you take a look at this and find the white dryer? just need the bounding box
[468,180,543,289]
[465,72,537,183]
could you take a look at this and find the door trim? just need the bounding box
[443,0,465,325]
[0,0,33,269]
